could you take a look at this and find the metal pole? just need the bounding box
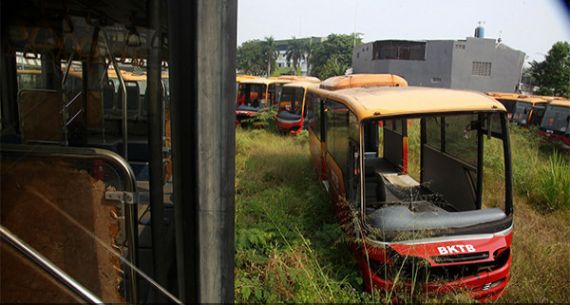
[167,0,237,302]
[102,31,128,160]
[147,0,167,299]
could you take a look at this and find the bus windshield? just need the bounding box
[279,87,305,115]
[237,83,267,110]
[512,102,532,125]
[541,105,570,134]
[362,112,510,241]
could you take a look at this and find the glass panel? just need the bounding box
[444,114,478,166]
[541,105,570,133]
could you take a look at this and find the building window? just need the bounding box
[431,77,442,83]
[472,61,492,76]
[372,40,426,61]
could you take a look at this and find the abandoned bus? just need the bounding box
[511,96,548,127]
[486,92,523,119]
[539,99,570,147]
[307,75,513,302]
[235,77,290,123]
[276,81,320,135]
[1,0,236,303]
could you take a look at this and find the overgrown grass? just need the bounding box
[235,126,570,303]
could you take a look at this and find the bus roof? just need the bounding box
[283,81,320,89]
[276,75,321,83]
[236,75,259,83]
[239,77,290,85]
[309,86,506,120]
[107,70,169,81]
[517,96,548,105]
[486,92,522,100]
[548,99,570,108]
[16,69,41,75]
[320,74,408,91]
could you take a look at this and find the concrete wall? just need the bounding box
[450,38,525,92]
[352,38,525,92]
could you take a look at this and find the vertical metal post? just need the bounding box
[168,0,237,303]
[147,0,166,298]
[102,32,128,160]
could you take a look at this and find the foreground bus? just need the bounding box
[276,81,320,135]
[307,75,513,302]
[235,77,290,123]
[511,96,548,128]
[539,99,570,147]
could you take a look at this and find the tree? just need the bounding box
[303,39,316,75]
[310,33,362,80]
[262,36,279,77]
[319,55,349,79]
[285,37,305,74]
[236,39,266,75]
[529,41,570,98]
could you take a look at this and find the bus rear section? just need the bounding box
[308,83,514,302]
[539,99,570,147]
[276,82,319,135]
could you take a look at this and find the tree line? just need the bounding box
[236,34,362,80]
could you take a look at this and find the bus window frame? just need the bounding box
[358,110,513,225]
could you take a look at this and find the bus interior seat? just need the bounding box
[18,90,65,144]
[366,202,507,233]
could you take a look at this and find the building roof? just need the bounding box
[320,74,408,90]
[309,86,506,120]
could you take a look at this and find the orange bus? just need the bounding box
[275,81,320,135]
[539,98,570,147]
[307,75,514,302]
[235,77,290,123]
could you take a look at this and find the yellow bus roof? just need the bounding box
[283,81,320,89]
[239,77,291,85]
[107,70,169,81]
[309,86,506,120]
[486,92,521,99]
[549,99,570,108]
[517,97,548,105]
[320,74,408,91]
[276,75,321,83]
[16,69,41,75]
[236,75,260,83]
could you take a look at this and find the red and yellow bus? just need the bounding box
[235,77,290,123]
[307,74,514,302]
[275,81,320,135]
[539,98,570,147]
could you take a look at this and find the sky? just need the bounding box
[237,0,570,65]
